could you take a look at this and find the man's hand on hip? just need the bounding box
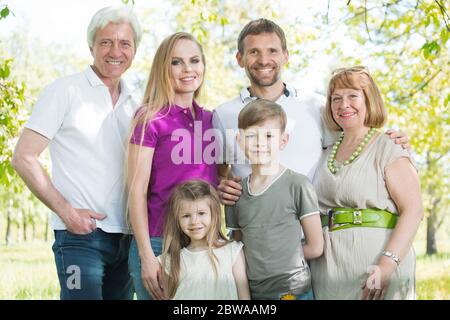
[63,208,106,235]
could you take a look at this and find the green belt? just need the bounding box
[320,207,398,232]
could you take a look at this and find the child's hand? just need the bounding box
[217,176,242,205]
[141,256,165,300]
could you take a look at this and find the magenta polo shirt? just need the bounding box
[130,101,219,237]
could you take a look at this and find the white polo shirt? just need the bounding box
[26,66,140,233]
[212,84,338,180]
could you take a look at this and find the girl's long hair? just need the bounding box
[161,180,229,299]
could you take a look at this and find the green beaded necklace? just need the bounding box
[328,127,378,174]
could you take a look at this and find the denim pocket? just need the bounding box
[65,228,99,240]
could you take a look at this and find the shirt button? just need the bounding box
[189,123,193,127]
[183,110,187,114]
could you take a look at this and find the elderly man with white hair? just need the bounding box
[12,6,142,300]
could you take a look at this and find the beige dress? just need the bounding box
[311,133,416,300]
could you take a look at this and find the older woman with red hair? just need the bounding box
[311,66,423,300]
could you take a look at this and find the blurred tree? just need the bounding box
[0,3,54,244]
[0,54,28,244]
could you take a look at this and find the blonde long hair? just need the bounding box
[161,180,229,299]
[131,32,206,133]
[125,33,206,230]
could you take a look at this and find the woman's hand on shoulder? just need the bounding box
[385,129,410,150]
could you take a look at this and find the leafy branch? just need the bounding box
[435,0,450,32]
[397,68,442,103]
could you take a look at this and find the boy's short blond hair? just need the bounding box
[238,99,287,131]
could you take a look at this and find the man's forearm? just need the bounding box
[12,154,72,220]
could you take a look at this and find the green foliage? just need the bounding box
[0,56,27,189]
[0,4,10,20]
[1,8,54,242]
[421,40,441,60]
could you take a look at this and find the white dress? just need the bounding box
[159,241,244,300]
[311,134,416,300]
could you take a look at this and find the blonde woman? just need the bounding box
[159,180,250,300]
[311,66,423,300]
[127,32,218,300]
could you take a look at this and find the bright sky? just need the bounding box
[1,0,345,94]
[1,0,169,58]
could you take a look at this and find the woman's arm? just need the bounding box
[301,214,324,260]
[232,248,251,300]
[128,143,164,300]
[362,157,423,300]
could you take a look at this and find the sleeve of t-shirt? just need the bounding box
[230,241,244,265]
[129,116,159,148]
[378,135,415,179]
[295,177,320,220]
[25,79,70,140]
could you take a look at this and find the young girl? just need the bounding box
[159,180,250,300]
[127,32,219,300]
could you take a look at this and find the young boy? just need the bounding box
[225,99,324,300]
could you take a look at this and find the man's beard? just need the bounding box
[246,65,281,88]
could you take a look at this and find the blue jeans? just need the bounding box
[295,289,315,300]
[52,229,133,300]
[128,236,163,300]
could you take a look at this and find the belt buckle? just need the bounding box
[353,210,362,225]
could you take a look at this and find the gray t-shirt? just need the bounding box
[225,168,320,299]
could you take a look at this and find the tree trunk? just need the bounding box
[17,209,23,243]
[22,213,27,242]
[5,207,11,246]
[426,215,437,255]
[32,218,36,241]
[44,211,49,242]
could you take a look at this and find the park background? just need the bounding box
[0,0,448,299]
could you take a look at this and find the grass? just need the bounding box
[414,240,450,300]
[0,240,448,300]
[0,242,59,299]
